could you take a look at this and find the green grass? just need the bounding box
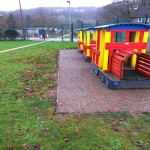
[0,41,150,150]
[0,40,41,51]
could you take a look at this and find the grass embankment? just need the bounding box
[0,41,149,150]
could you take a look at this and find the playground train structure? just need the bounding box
[77,23,150,89]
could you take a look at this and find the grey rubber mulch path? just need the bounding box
[56,50,150,113]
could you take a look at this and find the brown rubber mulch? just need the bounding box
[56,50,150,113]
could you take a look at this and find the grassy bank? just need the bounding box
[0,41,149,150]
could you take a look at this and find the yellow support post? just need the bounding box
[80,31,83,50]
[142,31,148,53]
[102,30,110,71]
[87,30,90,56]
[103,50,109,71]
[84,30,86,44]
[93,30,96,41]
[98,29,105,68]
[131,32,139,68]
[77,31,80,41]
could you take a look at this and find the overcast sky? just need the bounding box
[0,0,112,11]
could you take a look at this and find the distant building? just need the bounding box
[131,6,150,24]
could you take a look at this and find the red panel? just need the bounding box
[112,54,124,61]
[138,53,150,59]
[139,31,144,42]
[116,51,130,57]
[136,64,150,73]
[112,58,122,65]
[136,68,150,77]
[90,40,96,44]
[111,61,121,70]
[92,48,100,55]
[135,53,150,78]
[97,30,101,51]
[137,57,150,63]
[111,67,121,79]
[136,60,150,68]
[125,31,129,42]
[106,29,148,32]
[105,43,147,50]
[83,44,96,57]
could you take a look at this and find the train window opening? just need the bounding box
[114,32,126,42]
[129,32,136,42]
[124,55,136,69]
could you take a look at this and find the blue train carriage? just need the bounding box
[91,23,150,89]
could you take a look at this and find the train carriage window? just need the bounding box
[129,32,136,42]
[114,32,125,42]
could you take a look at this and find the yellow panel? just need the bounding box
[80,31,83,41]
[102,50,109,71]
[141,49,146,53]
[96,30,99,50]
[98,29,106,68]
[84,31,86,44]
[87,30,90,46]
[87,49,90,56]
[140,31,148,58]
[134,32,140,42]
[93,30,96,40]
[105,31,111,43]
[131,54,137,68]
[99,29,110,70]
[143,31,148,42]
[77,31,80,40]
[80,44,83,50]
[131,32,139,68]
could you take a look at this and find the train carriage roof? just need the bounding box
[94,23,150,30]
[76,28,84,31]
[82,27,96,31]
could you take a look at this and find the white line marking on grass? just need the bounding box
[0,41,46,53]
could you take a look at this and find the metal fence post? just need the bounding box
[145,14,148,24]
[96,20,99,26]
[115,18,119,42]
[43,26,45,41]
[61,24,63,42]
[71,23,73,42]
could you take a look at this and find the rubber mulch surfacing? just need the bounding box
[56,50,150,113]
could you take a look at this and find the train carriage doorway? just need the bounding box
[111,50,150,79]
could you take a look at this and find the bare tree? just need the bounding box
[96,0,150,24]
[0,13,6,29]
[34,8,47,26]
[5,13,16,28]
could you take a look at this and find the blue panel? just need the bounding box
[94,23,150,30]
[39,29,44,35]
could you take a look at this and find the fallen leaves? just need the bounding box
[52,135,58,140]
[23,144,40,149]
[64,137,69,142]
[23,144,30,148]
[33,144,40,150]
[113,118,126,125]
[75,128,79,132]
[4,147,13,150]
[42,128,49,132]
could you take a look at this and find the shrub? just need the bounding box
[4,28,20,40]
